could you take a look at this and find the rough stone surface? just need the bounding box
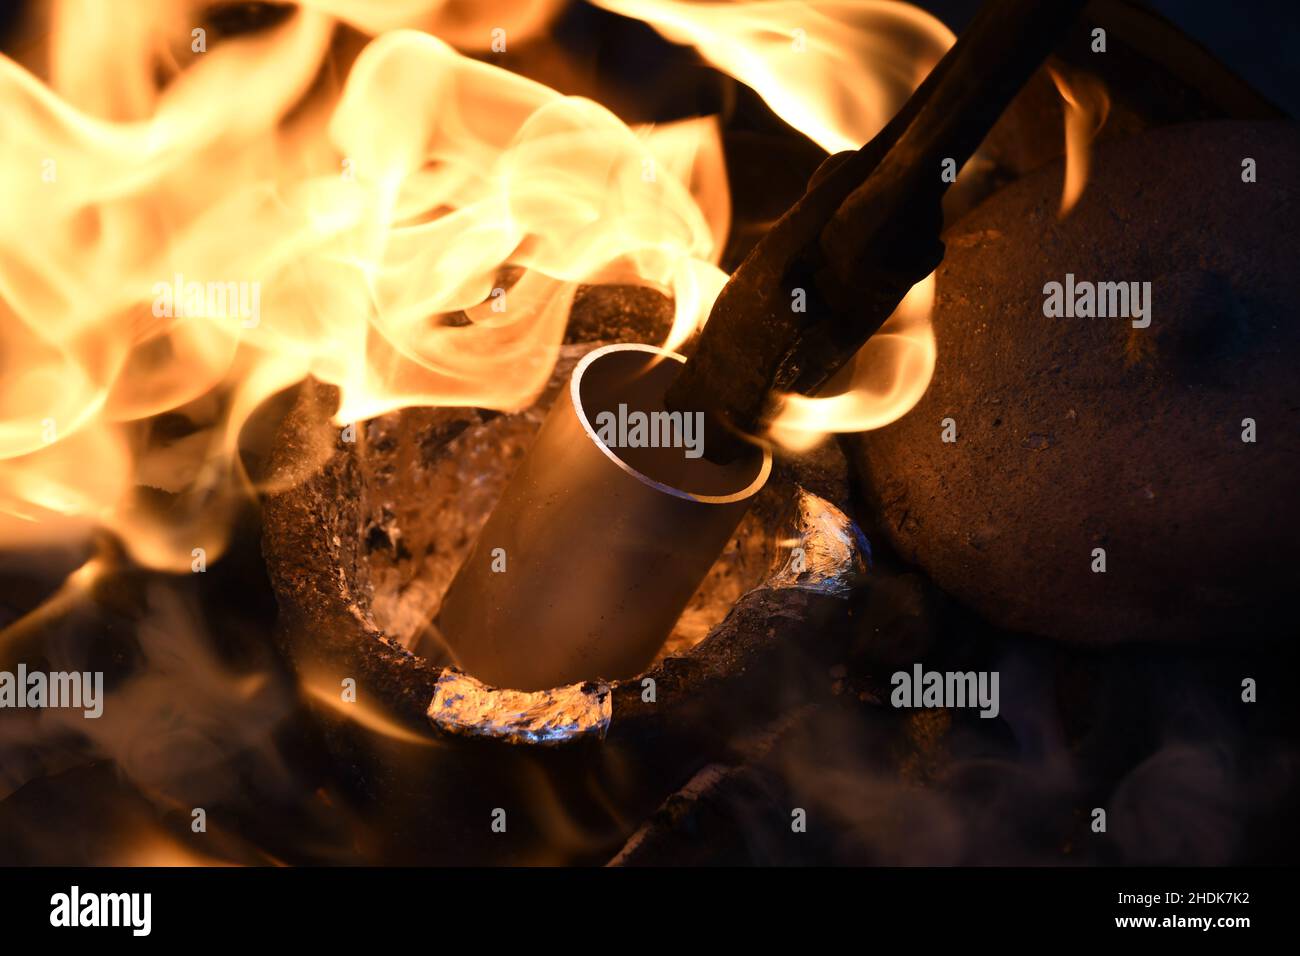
[848,121,1300,644]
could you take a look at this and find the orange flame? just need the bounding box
[593,0,954,153]
[592,1,952,448]
[301,671,441,748]
[0,2,726,567]
[767,271,936,450]
[1048,66,1110,218]
[2,0,955,561]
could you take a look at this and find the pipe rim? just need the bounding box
[571,343,772,505]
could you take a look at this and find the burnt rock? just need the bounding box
[849,121,1300,644]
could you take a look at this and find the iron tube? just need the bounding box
[428,343,771,690]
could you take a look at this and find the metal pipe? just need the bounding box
[426,344,771,690]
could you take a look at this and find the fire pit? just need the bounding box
[262,288,870,862]
[1,0,1298,877]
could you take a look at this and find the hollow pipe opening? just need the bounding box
[427,343,772,691]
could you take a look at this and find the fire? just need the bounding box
[301,671,441,747]
[592,0,953,153]
[2,0,954,564]
[1,1,725,567]
[767,271,936,451]
[1048,66,1110,218]
[591,1,951,447]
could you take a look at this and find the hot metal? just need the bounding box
[765,491,871,597]
[425,487,869,745]
[427,670,612,745]
[431,343,771,691]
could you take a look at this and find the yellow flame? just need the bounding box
[0,554,103,653]
[1048,66,1110,218]
[0,2,725,567]
[593,0,953,153]
[595,1,951,447]
[767,271,936,450]
[2,0,957,561]
[302,672,441,748]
